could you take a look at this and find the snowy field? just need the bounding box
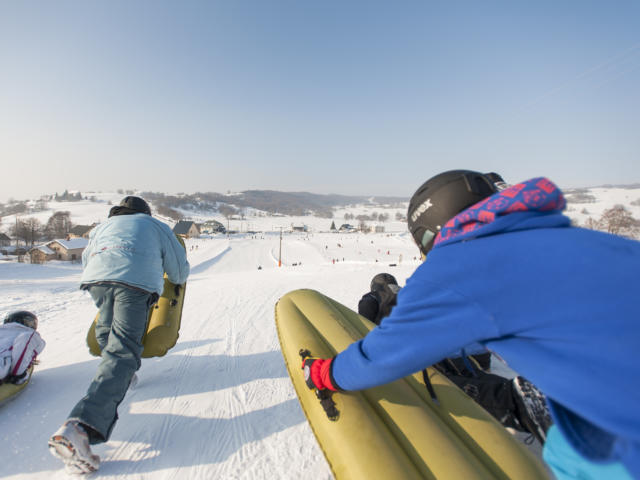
[1,184,639,479]
[1,228,423,480]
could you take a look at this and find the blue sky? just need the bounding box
[1,1,639,202]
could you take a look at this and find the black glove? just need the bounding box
[358,292,381,324]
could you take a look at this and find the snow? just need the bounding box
[1,185,638,479]
[564,186,640,226]
[0,223,422,479]
[32,245,55,255]
[49,238,90,250]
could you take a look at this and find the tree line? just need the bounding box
[583,205,640,239]
[5,212,75,247]
[139,190,406,219]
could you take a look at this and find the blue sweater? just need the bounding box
[332,178,640,475]
[81,214,190,295]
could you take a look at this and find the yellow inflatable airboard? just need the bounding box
[0,366,34,406]
[275,289,549,480]
[86,236,187,359]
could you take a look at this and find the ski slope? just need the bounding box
[1,232,427,480]
[4,183,640,478]
[0,182,640,480]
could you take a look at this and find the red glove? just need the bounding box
[302,357,339,391]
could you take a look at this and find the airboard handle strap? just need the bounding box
[422,368,440,405]
[299,349,340,421]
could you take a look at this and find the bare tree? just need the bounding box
[35,198,49,211]
[600,205,639,237]
[583,217,599,230]
[584,205,640,239]
[45,211,73,239]
[219,205,238,231]
[219,205,238,219]
[11,217,43,247]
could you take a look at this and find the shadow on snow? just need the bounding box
[0,346,298,477]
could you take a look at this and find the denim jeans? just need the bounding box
[69,284,153,444]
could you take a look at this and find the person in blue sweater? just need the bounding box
[357,272,551,444]
[303,170,640,479]
[48,196,190,474]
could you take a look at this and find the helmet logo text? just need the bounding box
[411,198,433,223]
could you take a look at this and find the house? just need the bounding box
[339,224,357,232]
[46,238,89,261]
[0,233,11,247]
[374,225,385,233]
[29,245,56,264]
[199,220,226,234]
[291,224,308,232]
[173,220,200,238]
[68,224,96,239]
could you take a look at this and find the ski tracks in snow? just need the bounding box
[89,237,326,479]
[0,233,420,479]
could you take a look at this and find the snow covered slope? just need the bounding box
[1,183,639,479]
[0,232,421,480]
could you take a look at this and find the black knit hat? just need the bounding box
[109,196,151,217]
[120,196,151,215]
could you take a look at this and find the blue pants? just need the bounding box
[69,284,153,444]
[543,425,632,480]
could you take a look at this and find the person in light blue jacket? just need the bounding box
[303,171,640,480]
[48,196,190,474]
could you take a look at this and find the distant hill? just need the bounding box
[3,184,640,241]
[593,183,640,189]
[140,190,408,218]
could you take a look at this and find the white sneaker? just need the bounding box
[48,420,101,474]
[512,376,552,444]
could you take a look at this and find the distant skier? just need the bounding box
[48,196,190,474]
[303,170,640,479]
[0,311,45,385]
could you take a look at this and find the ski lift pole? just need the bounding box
[279,227,282,267]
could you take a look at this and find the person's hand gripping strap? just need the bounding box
[299,349,340,421]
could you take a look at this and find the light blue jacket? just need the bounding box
[81,214,190,295]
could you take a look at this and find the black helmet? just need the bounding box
[119,196,151,215]
[4,310,38,330]
[370,273,398,293]
[407,170,499,256]
[484,172,509,191]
